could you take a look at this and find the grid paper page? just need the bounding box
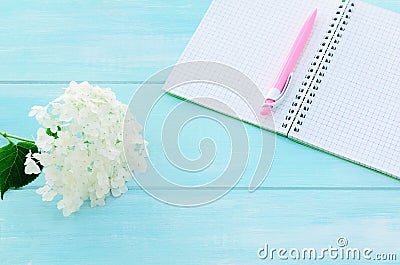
[164,0,343,134]
[289,0,400,178]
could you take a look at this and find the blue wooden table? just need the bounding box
[1,1,400,264]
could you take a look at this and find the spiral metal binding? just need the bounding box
[282,0,356,133]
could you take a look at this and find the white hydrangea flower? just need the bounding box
[26,81,147,216]
[35,128,55,152]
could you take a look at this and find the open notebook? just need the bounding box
[163,0,400,179]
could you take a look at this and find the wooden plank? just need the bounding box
[1,189,400,264]
[0,1,397,82]
[1,84,399,190]
[0,0,212,81]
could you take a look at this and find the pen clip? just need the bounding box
[264,72,293,108]
[276,72,293,102]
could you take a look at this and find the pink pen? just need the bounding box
[261,8,318,116]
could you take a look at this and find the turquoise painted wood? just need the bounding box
[2,189,400,265]
[1,1,400,265]
[0,0,212,82]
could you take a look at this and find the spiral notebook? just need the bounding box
[163,0,400,179]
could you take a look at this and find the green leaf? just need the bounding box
[0,141,42,199]
[46,127,60,139]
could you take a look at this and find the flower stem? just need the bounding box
[0,130,35,143]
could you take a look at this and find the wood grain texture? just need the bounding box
[1,189,400,265]
[1,1,400,264]
[0,0,397,82]
[0,0,212,82]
